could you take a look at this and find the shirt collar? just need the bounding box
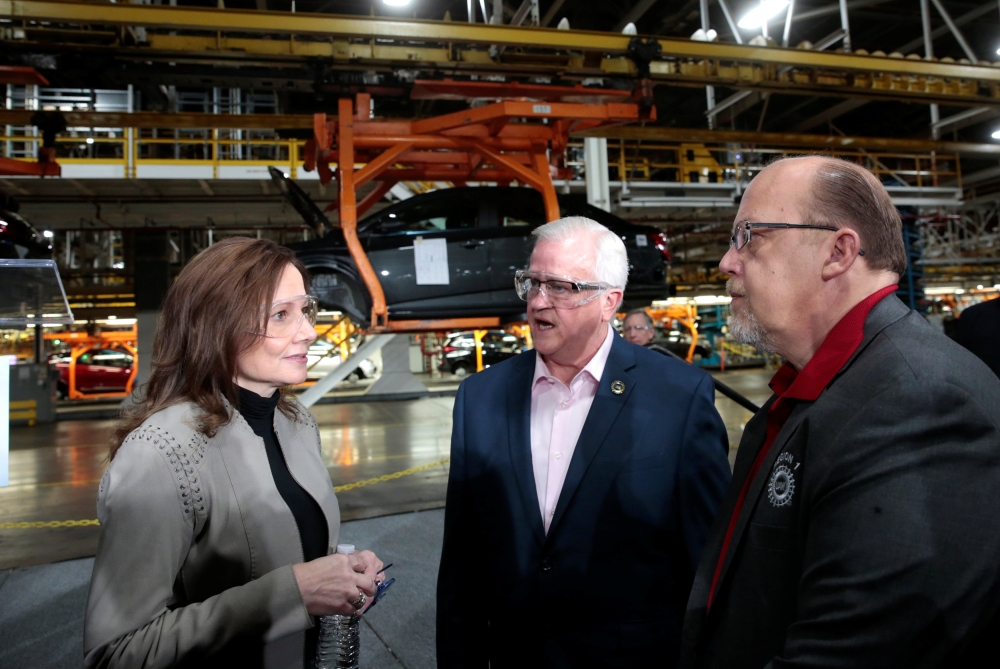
[769,285,899,402]
[533,324,615,388]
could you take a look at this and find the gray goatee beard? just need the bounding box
[727,279,776,354]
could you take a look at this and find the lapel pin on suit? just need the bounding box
[611,380,625,395]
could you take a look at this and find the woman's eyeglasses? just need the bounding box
[260,295,318,338]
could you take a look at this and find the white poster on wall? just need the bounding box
[414,237,450,285]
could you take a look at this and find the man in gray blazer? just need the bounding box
[680,156,1000,669]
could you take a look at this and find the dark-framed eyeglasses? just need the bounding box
[729,221,865,256]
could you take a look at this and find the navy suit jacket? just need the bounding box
[437,333,732,669]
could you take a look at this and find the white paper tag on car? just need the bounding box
[414,237,450,285]
[636,234,648,247]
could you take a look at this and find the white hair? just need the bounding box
[531,216,629,288]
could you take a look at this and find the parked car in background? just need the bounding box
[438,330,527,376]
[50,348,134,398]
[284,185,671,325]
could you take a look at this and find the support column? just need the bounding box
[0,362,7,487]
[701,0,716,129]
[839,0,851,53]
[782,0,795,47]
[584,137,610,212]
[365,335,428,396]
[128,231,171,403]
[920,0,940,140]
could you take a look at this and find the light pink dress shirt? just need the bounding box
[530,325,615,534]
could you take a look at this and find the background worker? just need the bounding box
[621,308,656,346]
[951,296,1000,378]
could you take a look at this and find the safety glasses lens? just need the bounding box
[265,296,317,337]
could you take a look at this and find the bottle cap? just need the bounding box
[336,544,355,555]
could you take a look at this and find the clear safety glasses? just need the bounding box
[260,294,318,338]
[514,270,614,309]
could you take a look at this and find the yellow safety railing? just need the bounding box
[2,132,310,179]
[3,131,962,189]
[9,399,38,426]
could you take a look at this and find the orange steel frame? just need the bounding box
[646,305,699,362]
[44,327,138,400]
[306,93,654,332]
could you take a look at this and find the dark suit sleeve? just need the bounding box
[677,374,733,572]
[436,381,490,669]
[769,381,1000,668]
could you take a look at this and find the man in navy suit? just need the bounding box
[437,216,732,668]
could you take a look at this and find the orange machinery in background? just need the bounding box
[304,91,654,333]
[645,304,700,362]
[44,326,138,400]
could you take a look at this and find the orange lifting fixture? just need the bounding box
[304,91,655,332]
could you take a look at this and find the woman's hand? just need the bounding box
[293,553,378,616]
[355,550,385,584]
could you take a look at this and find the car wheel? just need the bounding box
[56,382,68,400]
[453,365,469,377]
[347,371,361,383]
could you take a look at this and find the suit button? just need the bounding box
[541,559,552,571]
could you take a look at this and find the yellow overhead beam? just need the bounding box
[3,0,1000,83]
[576,126,1000,156]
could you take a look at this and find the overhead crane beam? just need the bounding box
[3,0,1000,108]
[577,126,1000,157]
[0,0,994,78]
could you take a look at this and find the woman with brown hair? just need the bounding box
[84,237,384,668]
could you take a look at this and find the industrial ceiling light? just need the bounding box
[993,129,1000,140]
[738,0,790,30]
[383,0,410,6]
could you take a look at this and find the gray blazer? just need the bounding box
[84,398,340,669]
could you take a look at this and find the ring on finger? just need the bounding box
[350,590,367,610]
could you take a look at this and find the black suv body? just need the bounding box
[287,187,670,324]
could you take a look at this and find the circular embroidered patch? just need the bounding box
[767,464,795,507]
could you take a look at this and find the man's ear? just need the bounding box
[603,290,624,321]
[822,228,863,280]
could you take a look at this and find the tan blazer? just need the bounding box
[84,398,340,669]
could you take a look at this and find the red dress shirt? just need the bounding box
[706,284,899,611]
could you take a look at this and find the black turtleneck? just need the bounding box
[237,386,329,563]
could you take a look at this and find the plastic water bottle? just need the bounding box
[315,544,361,669]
